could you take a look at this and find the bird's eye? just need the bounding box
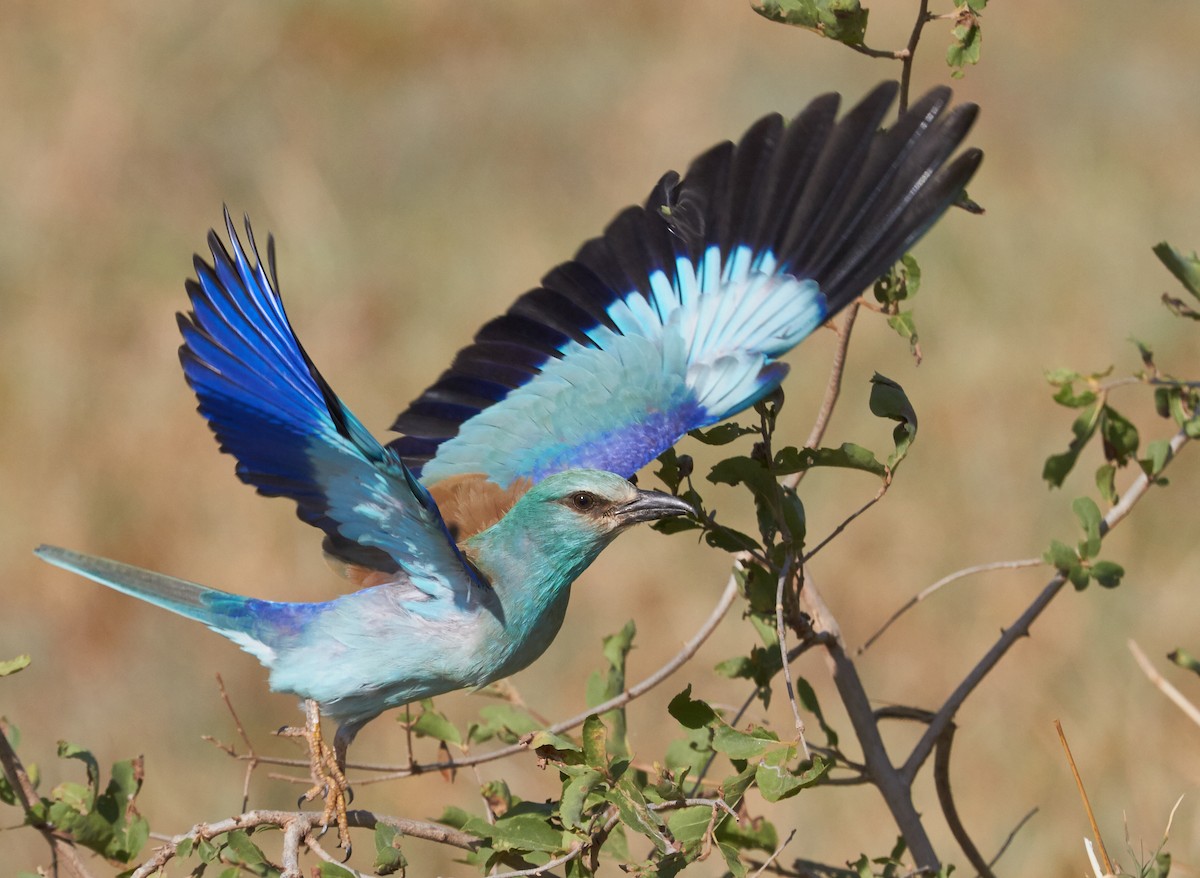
[570,492,596,511]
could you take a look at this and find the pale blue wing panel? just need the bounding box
[389,83,982,487]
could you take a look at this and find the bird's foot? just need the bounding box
[277,699,352,855]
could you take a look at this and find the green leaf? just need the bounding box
[560,768,605,829]
[703,523,763,554]
[373,822,407,875]
[1044,539,1078,570]
[718,839,749,878]
[0,655,30,677]
[654,447,685,493]
[666,804,713,855]
[1099,405,1139,465]
[586,621,635,757]
[716,811,779,854]
[869,373,918,467]
[751,0,869,47]
[886,310,918,343]
[1068,563,1091,591]
[688,423,758,446]
[708,455,775,493]
[410,701,462,748]
[1153,241,1200,300]
[1052,383,1097,409]
[712,724,780,761]
[608,775,669,853]
[581,715,608,770]
[56,742,100,803]
[1142,439,1171,479]
[1072,496,1103,559]
[664,726,714,779]
[946,4,984,72]
[667,686,717,729]
[528,730,582,761]
[488,810,563,854]
[1168,648,1200,676]
[756,752,828,802]
[773,442,886,477]
[316,862,357,878]
[467,703,542,746]
[1095,464,1117,504]
[224,830,267,865]
[1091,560,1124,589]
[719,763,759,811]
[1043,403,1101,487]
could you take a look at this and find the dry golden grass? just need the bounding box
[2,2,1199,875]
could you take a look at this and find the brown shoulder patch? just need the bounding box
[429,473,533,541]
[323,555,399,588]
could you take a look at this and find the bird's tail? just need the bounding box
[34,545,273,658]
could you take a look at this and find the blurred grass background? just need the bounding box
[2,1,1199,875]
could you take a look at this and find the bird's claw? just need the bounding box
[277,700,353,853]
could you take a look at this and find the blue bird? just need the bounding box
[36,82,981,843]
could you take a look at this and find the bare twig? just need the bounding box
[905,426,1191,781]
[859,557,1046,654]
[489,842,585,878]
[201,672,260,811]
[802,472,892,564]
[750,828,797,878]
[898,0,933,114]
[1129,639,1200,729]
[790,303,861,491]
[989,808,1039,872]
[774,556,810,759]
[0,718,96,878]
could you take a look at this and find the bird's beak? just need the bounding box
[614,489,695,525]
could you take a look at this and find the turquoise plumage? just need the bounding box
[36,83,982,814]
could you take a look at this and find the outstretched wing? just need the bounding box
[389,82,982,488]
[178,210,482,595]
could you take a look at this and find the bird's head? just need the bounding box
[465,469,694,587]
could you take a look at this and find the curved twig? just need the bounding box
[1129,639,1200,728]
[859,557,1046,654]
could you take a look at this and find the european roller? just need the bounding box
[36,82,981,842]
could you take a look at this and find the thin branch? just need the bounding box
[490,843,584,878]
[898,0,932,114]
[750,828,797,878]
[905,426,1191,781]
[859,558,1046,654]
[775,556,810,760]
[0,718,96,878]
[201,672,260,811]
[802,473,891,564]
[1129,639,1200,728]
[789,303,860,490]
[988,808,1039,873]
